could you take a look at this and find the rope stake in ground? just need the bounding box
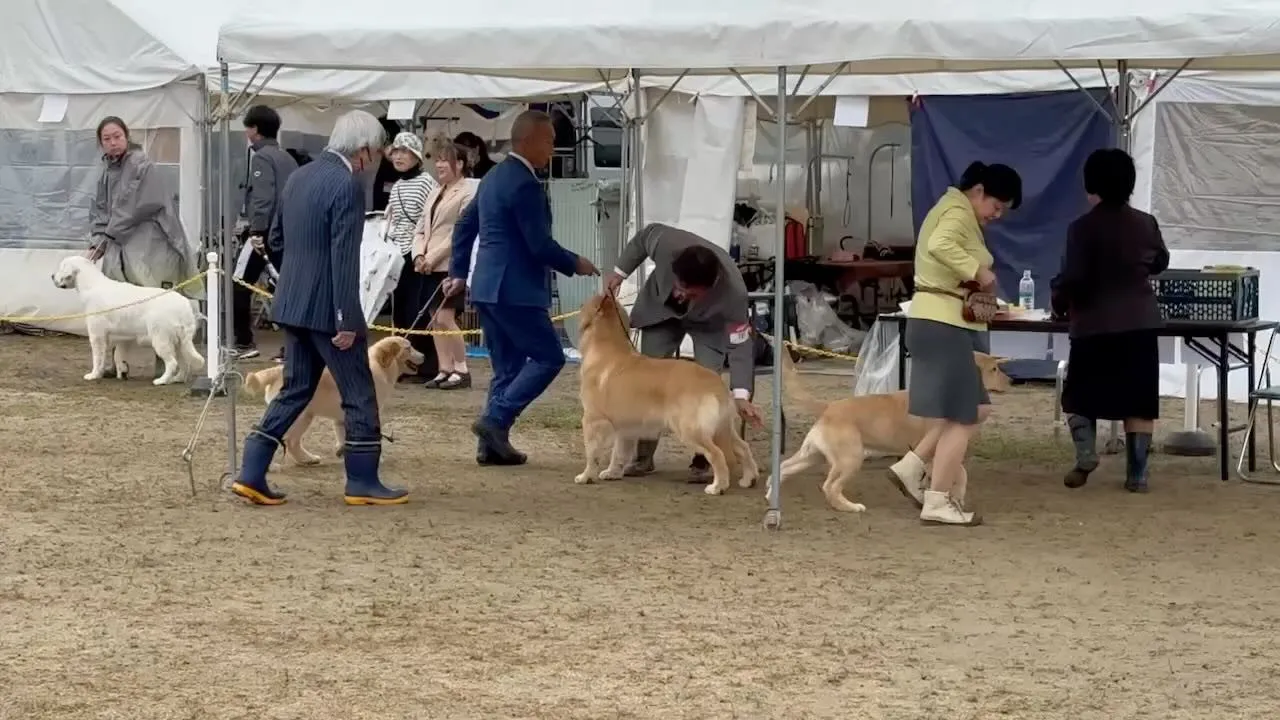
[0,271,209,324]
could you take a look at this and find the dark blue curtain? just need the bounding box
[910,91,1114,308]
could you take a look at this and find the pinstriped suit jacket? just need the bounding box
[269,151,366,335]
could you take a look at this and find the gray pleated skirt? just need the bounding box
[905,318,990,424]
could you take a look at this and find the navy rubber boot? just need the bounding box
[230,431,287,505]
[342,444,409,505]
[1124,432,1152,493]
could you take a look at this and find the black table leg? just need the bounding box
[1248,331,1257,473]
[896,319,907,390]
[1218,332,1230,482]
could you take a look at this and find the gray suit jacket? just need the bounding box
[615,223,754,395]
[243,138,299,248]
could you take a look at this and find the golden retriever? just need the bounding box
[768,351,1011,512]
[242,336,424,464]
[574,292,759,495]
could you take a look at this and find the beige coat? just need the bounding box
[411,180,477,273]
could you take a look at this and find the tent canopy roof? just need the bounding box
[217,0,1280,80]
[4,0,197,94]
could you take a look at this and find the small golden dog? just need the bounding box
[574,292,759,495]
[769,351,1011,512]
[242,336,424,464]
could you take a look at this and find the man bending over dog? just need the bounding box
[605,223,764,481]
[230,110,408,507]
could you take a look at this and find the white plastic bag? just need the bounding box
[359,214,403,325]
[790,280,865,354]
[852,318,902,396]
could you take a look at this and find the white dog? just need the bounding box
[52,256,204,385]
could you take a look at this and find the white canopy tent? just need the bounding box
[1,0,199,334]
[216,0,1280,526]
[217,0,1280,78]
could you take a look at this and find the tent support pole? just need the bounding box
[631,69,647,289]
[221,61,240,482]
[763,66,788,531]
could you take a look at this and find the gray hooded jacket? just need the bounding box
[90,145,202,298]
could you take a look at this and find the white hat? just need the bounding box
[389,131,423,162]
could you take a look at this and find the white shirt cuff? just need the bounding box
[612,267,628,278]
[731,388,751,400]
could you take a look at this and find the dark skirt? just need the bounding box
[905,318,991,425]
[419,271,466,314]
[392,255,439,377]
[1062,330,1160,421]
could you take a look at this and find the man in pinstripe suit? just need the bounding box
[231,110,409,507]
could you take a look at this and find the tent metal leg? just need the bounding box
[763,66,788,532]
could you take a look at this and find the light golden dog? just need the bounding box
[768,351,1011,512]
[242,336,424,464]
[574,292,759,495]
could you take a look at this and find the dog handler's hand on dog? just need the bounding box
[605,271,625,296]
[735,398,765,429]
[331,330,356,351]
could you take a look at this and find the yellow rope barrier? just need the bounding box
[233,276,858,360]
[0,271,208,324]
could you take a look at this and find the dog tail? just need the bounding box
[778,346,827,414]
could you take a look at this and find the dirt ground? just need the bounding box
[3,330,1280,720]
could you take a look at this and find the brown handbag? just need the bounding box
[916,280,1000,323]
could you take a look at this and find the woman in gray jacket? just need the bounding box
[86,116,200,296]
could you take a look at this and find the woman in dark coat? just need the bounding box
[1053,148,1170,493]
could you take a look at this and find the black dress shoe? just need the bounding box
[476,447,528,466]
[472,420,524,464]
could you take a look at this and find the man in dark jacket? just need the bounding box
[232,104,298,359]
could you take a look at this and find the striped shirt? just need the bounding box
[385,173,439,255]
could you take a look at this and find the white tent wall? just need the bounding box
[0,84,203,335]
[1128,72,1280,402]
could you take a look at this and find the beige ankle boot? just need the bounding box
[887,451,927,508]
[920,490,981,526]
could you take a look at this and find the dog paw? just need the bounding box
[83,372,103,381]
[703,483,726,496]
[573,472,595,485]
[597,467,625,481]
[152,377,173,386]
[836,502,868,513]
[738,474,757,489]
[295,456,321,467]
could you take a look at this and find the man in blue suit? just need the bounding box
[445,110,599,465]
[231,110,408,506]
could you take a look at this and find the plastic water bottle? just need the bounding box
[1018,270,1035,310]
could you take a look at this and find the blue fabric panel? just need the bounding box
[910,91,1115,308]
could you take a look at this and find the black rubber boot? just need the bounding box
[625,439,658,477]
[1064,414,1099,489]
[1124,432,1152,493]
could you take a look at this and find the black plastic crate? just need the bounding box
[1150,267,1259,322]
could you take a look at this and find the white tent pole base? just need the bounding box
[1165,361,1217,457]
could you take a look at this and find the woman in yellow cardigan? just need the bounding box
[887,161,1022,527]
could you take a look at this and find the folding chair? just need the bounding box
[1236,329,1280,484]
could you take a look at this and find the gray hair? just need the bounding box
[325,110,387,157]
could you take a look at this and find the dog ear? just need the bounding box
[375,340,399,369]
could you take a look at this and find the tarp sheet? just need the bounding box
[909,90,1115,310]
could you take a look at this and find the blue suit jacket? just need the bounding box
[449,156,578,307]
[270,151,366,334]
